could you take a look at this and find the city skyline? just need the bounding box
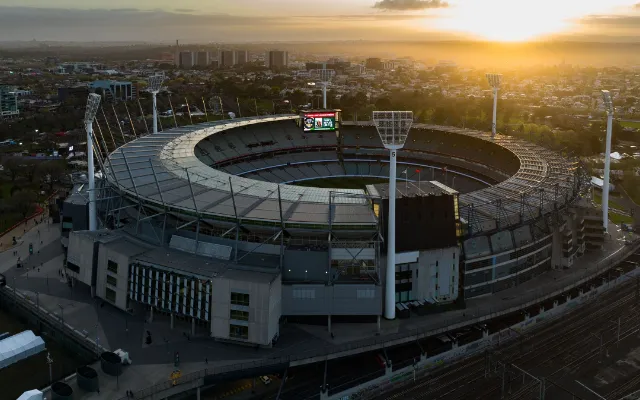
[0,1,640,43]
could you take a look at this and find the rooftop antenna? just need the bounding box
[373,111,413,320]
[84,93,101,232]
[148,74,165,134]
[316,64,335,109]
[601,90,614,233]
[486,73,502,140]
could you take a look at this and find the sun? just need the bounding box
[425,0,633,42]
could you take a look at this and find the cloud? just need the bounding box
[174,8,196,13]
[373,0,448,11]
[580,15,640,26]
[0,6,445,42]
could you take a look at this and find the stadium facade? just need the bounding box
[63,114,602,346]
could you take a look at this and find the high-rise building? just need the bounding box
[0,86,19,119]
[89,80,137,102]
[179,51,196,69]
[219,50,235,68]
[196,51,211,67]
[235,50,248,65]
[266,50,288,70]
[365,58,383,70]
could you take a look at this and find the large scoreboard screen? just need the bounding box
[303,112,336,132]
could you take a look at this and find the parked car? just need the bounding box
[260,376,272,385]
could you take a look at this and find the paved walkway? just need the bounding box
[4,222,634,399]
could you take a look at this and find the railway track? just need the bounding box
[374,273,640,400]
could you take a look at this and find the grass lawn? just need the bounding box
[610,212,634,225]
[294,177,387,190]
[593,192,625,211]
[620,120,640,129]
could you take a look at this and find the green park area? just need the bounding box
[620,120,640,129]
[294,177,387,190]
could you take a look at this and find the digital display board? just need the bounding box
[303,112,336,132]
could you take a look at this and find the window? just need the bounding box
[230,309,249,321]
[107,260,118,274]
[229,324,248,340]
[67,262,80,274]
[106,275,117,287]
[357,289,375,299]
[293,289,316,299]
[105,287,116,303]
[230,292,250,306]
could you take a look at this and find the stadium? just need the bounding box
[63,110,600,347]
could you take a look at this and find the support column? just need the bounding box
[328,315,332,335]
[152,93,158,134]
[87,122,97,231]
[191,317,195,336]
[149,306,154,323]
[603,112,613,232]
[377,315,381,334]
[491,88,498,139]
[170,313,174,329]
[385,148,398,320]
[385,361,393,376]
[196,387,201,400]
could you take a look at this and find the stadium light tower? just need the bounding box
[486,73,502,140]
[373,111,413,320]
[317,65,334,109]
[601,90,614,233]
[84,93,101,232]
[148,74,165,134]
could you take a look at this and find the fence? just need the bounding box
[120,241,639,400]
[0,285,109,358]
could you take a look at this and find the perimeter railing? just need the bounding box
[118,240,640,400]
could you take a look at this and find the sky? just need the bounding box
[0,0,640,43]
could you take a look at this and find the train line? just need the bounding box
[373,269,640,400]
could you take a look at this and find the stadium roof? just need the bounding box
[104,115,378,228]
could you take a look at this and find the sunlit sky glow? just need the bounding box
[0,0,639,42]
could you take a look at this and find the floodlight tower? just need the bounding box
[373,111,413,320]
[601,90,614,233]
[148,74,165,134]
[84,93,101,232]
[486,73,502,139]
[318,65,334,109]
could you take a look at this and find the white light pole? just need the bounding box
[148,74,165,134]
[486,73,502,140]
[373,111,413,320]
[84,93,101,232]
[602,90,614,233]
[317,65,334,110]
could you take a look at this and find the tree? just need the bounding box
[38,160,67,191]
[3,158,21,182]
[9,190,36,219]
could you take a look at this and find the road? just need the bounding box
[372,252,640,400]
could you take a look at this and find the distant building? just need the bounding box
[57,86,89,102]
[196,51,211,67]
[179,51,196,69]
[89,80,137,102]
[56,62,102,74]
[306,61,350,74]
[235,50,248,65]
[266,50,288,70]
[0,86,19,119]
[365,58,383,70]
[219,50,235,68]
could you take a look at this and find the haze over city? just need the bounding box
[1,0,640,42]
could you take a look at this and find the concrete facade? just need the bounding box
[211,271,281,346]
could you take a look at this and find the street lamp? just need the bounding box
[148,74,165,134]
[601,90,614,233]
[84,93,101,232]
[486,73,502,140]
[373,111,413,320]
